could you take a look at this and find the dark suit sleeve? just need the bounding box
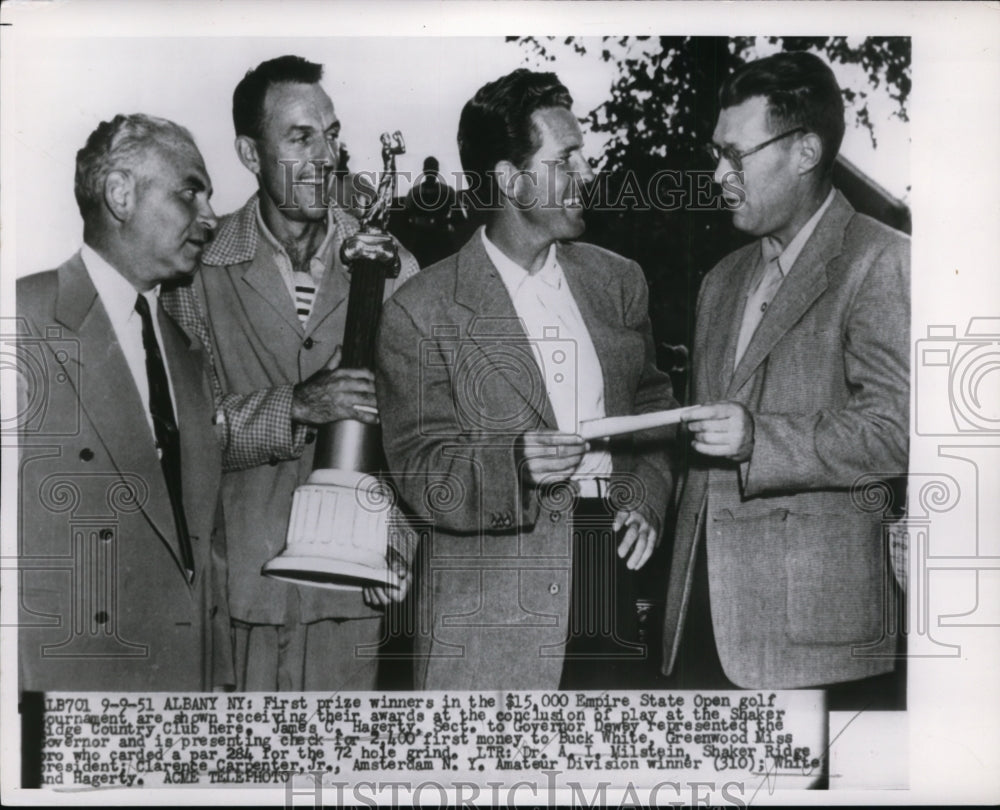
[615,261,679,531]
[742,235,910,494]
[376,297,540,534]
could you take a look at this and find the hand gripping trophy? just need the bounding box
[264,132,408,590]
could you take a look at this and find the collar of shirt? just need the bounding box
[761,187,836,275]
[255,201,339,287]
[480,226,563,298]
[80,243,173,445]
[81,243,161,329]
[479,228,612,488]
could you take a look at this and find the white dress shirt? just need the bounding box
[481,228,613,496]
[80,244,177,446]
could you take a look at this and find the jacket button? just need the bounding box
[94,611,109,625]
[268,457,279,466]
[549,583,560,595]
[79,448,94,462]
[305,430,316,444]
[99,529,114,542]
[303,337,314,349]
[550,511,562,523]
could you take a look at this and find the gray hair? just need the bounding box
[74,113,198,220]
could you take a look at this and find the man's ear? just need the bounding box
[235,135,261,175]
[103,170,135,223]
[796,132,824,175]
[494,159,533,208]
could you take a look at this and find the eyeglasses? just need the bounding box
[706,127,806,172]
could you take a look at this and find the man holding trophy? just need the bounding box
[163,55,418,692]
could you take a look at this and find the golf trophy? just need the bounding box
[263,131,406,589]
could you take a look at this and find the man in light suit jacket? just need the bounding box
[377,69,678,690]
[17,114,231,691]
[162,56,418,691]
[661,52,909,699]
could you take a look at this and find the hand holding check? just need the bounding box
[517,423,664,571]
[580,403,754,463]
[517,430,587,486]
[680,401,755,462]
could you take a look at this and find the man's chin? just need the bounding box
[730,208,751,233]
[280,203,329,222]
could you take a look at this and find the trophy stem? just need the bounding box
[339,257,392,370]
[312,420,383,474]
[312,254,394,474]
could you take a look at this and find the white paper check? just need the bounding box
[579,405,701,440]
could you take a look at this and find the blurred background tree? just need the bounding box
[513,36,911,400]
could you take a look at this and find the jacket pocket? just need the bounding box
[782,510,886,645]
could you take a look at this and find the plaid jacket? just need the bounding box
[163,195,419,472]
[163,194,420,623]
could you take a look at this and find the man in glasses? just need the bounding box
[662,51,910,702]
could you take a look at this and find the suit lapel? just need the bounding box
[709,246,758,401]
[453,236,557,429]
[54,256,188,576]
[160,306,219,580]
[303,246,350,338]
[726,192,852,397]
[239,246,303,335]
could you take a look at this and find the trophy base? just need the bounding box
[262,554,400,591]
[264,467,396,592]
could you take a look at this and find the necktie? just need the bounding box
[135,294,195,581]
[733,242,784,368]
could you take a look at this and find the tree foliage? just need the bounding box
[516,36,910,165]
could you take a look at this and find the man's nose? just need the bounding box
[312,135,338,166]
[199,198,218,232]
[571,152,596,185]
[713,156,726,186]
[714,155,737,187]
